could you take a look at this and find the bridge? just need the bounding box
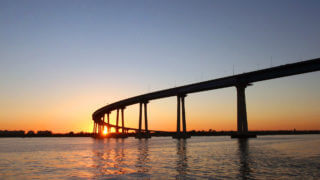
[92,57,320,138]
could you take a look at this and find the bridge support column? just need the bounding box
[121,108,125,133]
[107,112,110,133]
[97,123,101,136]
[136,101,151,138]
[173,94,190,139]
[144,102,149,134]
[95,122,98,136]
[139,103,142,134]
[237,84,248,133]
[177,96,181,135]
[102,115,106,135]
[116,109,119,133]
[98,116,104,136]
[97,120,100,136]
[232,84,256,138]
[181,95,186,134]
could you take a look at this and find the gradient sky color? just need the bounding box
[1,0,320,133]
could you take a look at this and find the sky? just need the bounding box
[1,0,320,133]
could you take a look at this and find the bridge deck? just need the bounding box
[93,57,320,120]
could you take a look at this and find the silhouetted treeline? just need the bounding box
[0,130,25,137]
[249,130,320,135]
[189,130,320,136]
[117,130,320,137]
[0,130,92,137]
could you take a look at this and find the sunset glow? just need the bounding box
[103,128,108,135]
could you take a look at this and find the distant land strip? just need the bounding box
[0,130,319,138]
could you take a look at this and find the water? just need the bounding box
[0,135,320,179]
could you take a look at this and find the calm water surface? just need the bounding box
[0,135,320,179]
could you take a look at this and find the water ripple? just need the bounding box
[0,135,320,179]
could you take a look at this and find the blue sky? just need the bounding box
[1,0,320,132]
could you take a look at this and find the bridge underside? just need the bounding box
[92,85,251,139]
[92,58,320,139]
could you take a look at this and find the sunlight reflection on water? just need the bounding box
[0,135,320,179]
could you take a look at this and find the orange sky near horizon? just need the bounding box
[1,73,319,133]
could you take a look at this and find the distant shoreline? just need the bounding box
[1,130,319,138]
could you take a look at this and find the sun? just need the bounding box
[103,128,108,135]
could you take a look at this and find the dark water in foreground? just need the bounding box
[0,135,319,179]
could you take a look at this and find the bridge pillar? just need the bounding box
[121,108,125,133]
[236,84,248,133]
[232,84,257,138]
[96,122,99,135]
[102,115,105,135]
[144,102,149,134]
[97,123,100,136]
[181,95,187,134]
[98,116,103,136]
[116,109,119,133]
[107,112,110,133]
[97,120,100,136]
[173,94,190,139]
[136,101,151,138]
[177,96,181,135]
[96,122,98,136]
[229,83,259,139]
[139,103,142,134]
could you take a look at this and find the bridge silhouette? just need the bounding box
[92,57,320,138]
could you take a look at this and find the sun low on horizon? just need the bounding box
[103,128,108,135]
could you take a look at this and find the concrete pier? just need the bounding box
[173,94,191,139]
[139,103,142,134]
[107,112,110,133]
[116,109,119,133]
[237,84,248,133]
[232,83,256,138]
[121,108,125,133]
[135,101,151,138]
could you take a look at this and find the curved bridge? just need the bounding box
[92,57,320,138]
